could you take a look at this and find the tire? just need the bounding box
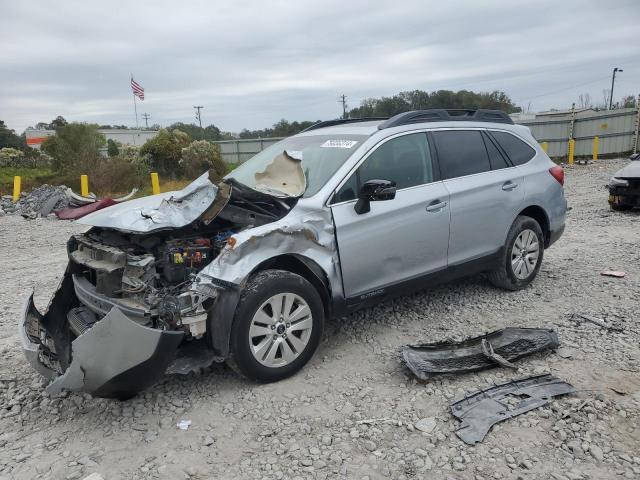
[228,269,324,382]
[487,215,544,291]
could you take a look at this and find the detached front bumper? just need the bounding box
[20,282,184,399]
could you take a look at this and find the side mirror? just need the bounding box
[354,179,396,214]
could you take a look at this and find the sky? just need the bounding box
[1,0,639,134]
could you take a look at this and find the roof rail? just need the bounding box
[378,109,513,129]
[301,117,389,132]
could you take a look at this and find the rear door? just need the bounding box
[432,129,524,266]
[331,132,450,299]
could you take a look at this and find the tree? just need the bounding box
[348,89,520,118]
[107,139,120,157]
[41,123,105,173]
[180,140,227,180]
[577,93,592,109]
[621,95,637,108]
[0,120,25,150]
[139,129,182,176]
[34,116,68,131]
[168,122,223,141]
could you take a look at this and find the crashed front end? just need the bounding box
[19,170,307,399]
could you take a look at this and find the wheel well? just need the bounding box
[251,255,332,316]
[519,206,550,247]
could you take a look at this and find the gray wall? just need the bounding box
[215,137,284,164]
[516,108,639,158]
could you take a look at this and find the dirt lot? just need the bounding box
[0,158,639,480]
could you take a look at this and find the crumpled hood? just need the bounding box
[78,172,218,233]
[613,161,640,179]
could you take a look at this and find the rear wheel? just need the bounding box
[610,202,633,211]
[228,269,324,382]
[488,216,544,291]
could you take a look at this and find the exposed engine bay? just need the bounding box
[21,176,300,398]
[67,179,295,339]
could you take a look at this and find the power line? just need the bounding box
[141,113,151,129]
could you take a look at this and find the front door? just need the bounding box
[330,132,450,299]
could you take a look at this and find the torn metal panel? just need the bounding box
[197,199,342,298]
[78,171,219,233]
[402,328,559,380]
[254,150,306,198]
[451,374,575,444]
[46,307,183,399]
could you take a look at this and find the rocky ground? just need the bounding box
[0,158,639,480]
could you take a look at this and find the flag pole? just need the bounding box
[131,74,139,130]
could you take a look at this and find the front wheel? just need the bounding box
[228,269,324,382]
[487,215,544,291]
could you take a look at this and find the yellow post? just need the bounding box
[12,176,21,202]
[592,136,599,160]
[151,172,160,195]
[80,174,89,197]
[568,139,575,166]
[541,142,548,153]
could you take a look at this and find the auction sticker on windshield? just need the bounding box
[321,140,358,148]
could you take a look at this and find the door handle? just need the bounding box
[426,200,447,212]
[502,181,519,191]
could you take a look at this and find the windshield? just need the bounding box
[226,134,366,197]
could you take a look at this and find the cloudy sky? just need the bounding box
[1,0,639,133]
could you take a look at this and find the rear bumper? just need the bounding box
[547,223,565,247]
[20,275,184,399]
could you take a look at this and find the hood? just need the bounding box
[78,172,219,233]
[613,161,640,180]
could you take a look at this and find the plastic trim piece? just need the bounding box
[402,327,559,380]
[451,374,575,444]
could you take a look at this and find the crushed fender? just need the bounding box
[401,327,559,380]
[450,374,575,444]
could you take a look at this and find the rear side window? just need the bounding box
[482,132,510,170]
[432,130,491,179]
[491,131,536,166]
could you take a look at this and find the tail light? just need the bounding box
[549,166,564,186]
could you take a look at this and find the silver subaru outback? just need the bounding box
[20,109,566,398]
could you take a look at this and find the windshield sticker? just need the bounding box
[321,140,358,149]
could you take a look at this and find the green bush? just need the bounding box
[180,140,227,180]
[0,147,24,167]
[139,129,183,177]
[41,123,105,173]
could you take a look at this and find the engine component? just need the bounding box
[163,238,212,283]
[67,306,98,336]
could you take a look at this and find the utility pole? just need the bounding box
[339,95,348,119]
[141,113,151,129]
[609,67,623,110]
[193,106,204,138]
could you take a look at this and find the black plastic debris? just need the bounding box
[450,374,575,444]
[402,327,559,380]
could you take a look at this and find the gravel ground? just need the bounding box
[0,158,639,480]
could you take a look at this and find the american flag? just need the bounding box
[131,77,144,100]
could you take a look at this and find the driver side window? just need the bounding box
[334,133,433,203]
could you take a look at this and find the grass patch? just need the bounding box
[0,167,56,195]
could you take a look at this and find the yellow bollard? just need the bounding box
[593,136,599,161]
[150,172,160,195]
[541,142,548,153]
[568,139,575,166]
[80,175,89,197]
[12,176,21,202]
